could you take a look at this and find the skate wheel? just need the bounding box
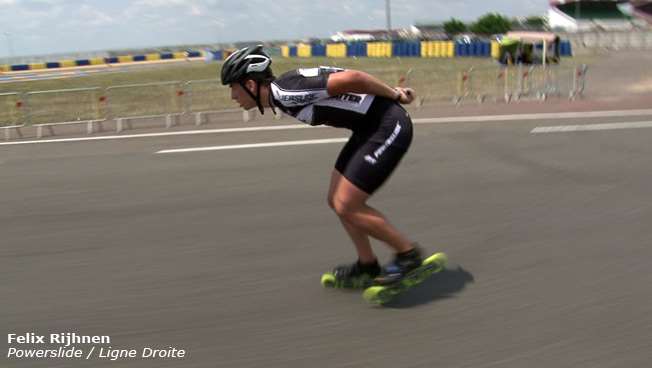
[423,252,448,269]
[363,286,395,305]
[321,273,336,288]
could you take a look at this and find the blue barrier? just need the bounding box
[76,59,90,66]
[392,42,402,57]
[11,64,29,71]
[207,50,223,60]
[312,45,326,57]
[455,43,466,57]
[187,51,201,58]
[393,41,420,57]
[105,57,119,63]
[560,41,573,56]
[46,62,61,69]
[133,55,146,62]
[289,46,297,57]
[346,42,367,57]
[160,53,174,60]
[482,42,491,56]
[455,42,491,57]
[410,41,421,56]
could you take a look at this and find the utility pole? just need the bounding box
[386,0,392,38]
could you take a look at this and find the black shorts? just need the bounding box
[334,103,413,194]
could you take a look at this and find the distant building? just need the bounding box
[330,27,421,42]
[411,24,449,40]
[630,0,652,25]
[548,0,641,31]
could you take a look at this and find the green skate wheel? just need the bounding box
[321,273,336,288]
[423,252,448,269]
[363,286,397,305]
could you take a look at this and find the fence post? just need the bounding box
[184,81,192,117]
[24,92,32,126]
[105,87,113,122]
[243,109,256,122]
[571,64,588,100]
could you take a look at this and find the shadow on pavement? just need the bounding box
[384,266,474,309]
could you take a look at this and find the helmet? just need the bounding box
[221,45,274,85]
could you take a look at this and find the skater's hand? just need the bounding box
[394,87,416,104]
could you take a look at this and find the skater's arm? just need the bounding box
[327,70,415,104]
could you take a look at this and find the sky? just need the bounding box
[0,0,549,57]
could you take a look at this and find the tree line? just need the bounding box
[441,14,548,36]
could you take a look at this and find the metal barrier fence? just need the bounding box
[402,68,461,105]
[184,79,230,113]
[0,65,589,129]
[454,64,588,104]
[106,81,184,119]
[25,87,102,125]
[0,92,23,126]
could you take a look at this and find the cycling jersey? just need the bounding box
[270,66,413,194]
[271,66,383,130]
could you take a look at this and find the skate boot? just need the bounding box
[374,245,424,286]
[363,245,448,304]
[321,260,381,289]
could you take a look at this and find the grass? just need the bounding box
[0,55,596,126]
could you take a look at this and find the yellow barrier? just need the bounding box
[0,64,8,72]
[421,41,452,58]
[491,41,500,59]
[173,52,186,59]
[29,63,46,70]
[90,57,105,65]
[436,42,444,57]
[281,46,290,58]
[367,42,392,57]
[297,44,312,58]
[367,43,376,57]
[326,43,346,58]
[445,42,455,58]
[146,53,161,61]
[60,60,76,68]
[117,55,133,63]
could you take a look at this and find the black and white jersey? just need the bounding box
[270,66,381,130]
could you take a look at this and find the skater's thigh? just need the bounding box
[329,170,370,209]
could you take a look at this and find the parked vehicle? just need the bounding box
[498,31,561,65]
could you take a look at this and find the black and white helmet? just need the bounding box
[221,45,274,85]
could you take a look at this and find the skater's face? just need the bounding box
[230,80,257,110]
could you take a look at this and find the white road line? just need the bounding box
[155,138,349,154]
[0,124,314,146]
[531,121,652,134]
[412,109,652,124]
[2,108,652,147]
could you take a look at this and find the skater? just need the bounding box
[221,45,423,287]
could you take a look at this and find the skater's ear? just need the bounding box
[242,79,258,94]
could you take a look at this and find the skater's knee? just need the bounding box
[327,193,336,211]
[331,197,360,219]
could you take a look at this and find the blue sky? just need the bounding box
[0,0,548,57]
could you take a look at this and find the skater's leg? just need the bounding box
[329,171,413,254]
[328,170,376,263]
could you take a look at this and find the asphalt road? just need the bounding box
[2,112,652,368]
